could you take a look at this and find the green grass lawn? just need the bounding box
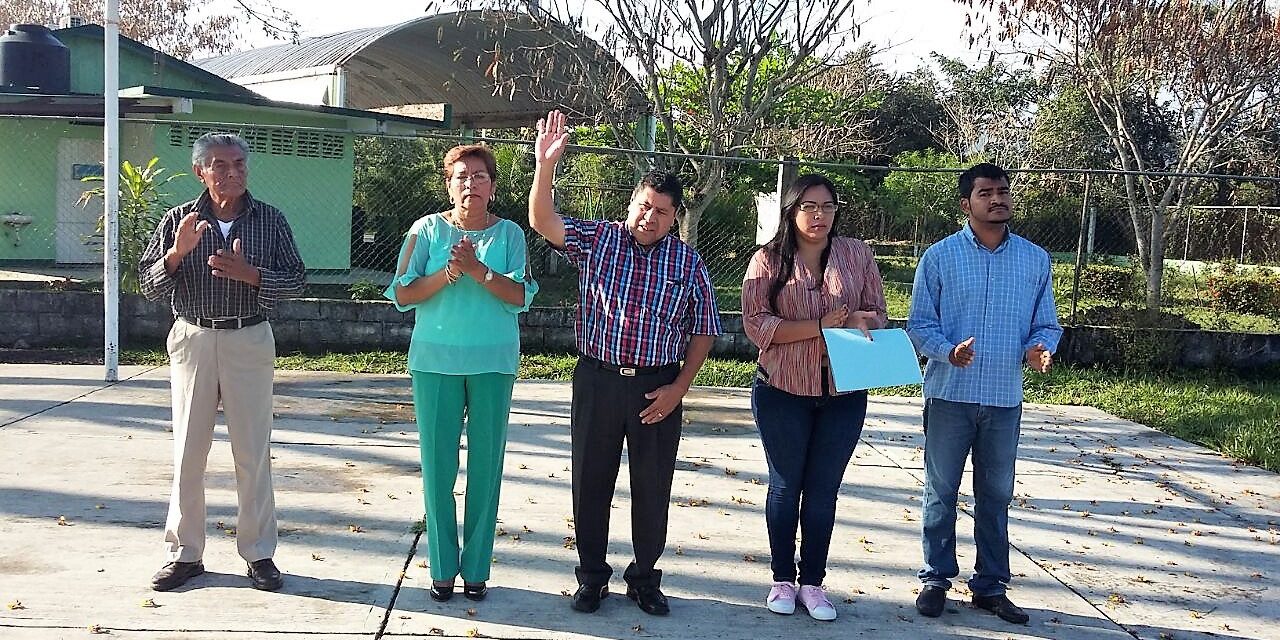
[120,349,1280,472]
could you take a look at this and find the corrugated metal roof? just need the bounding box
[194,11,647,129]
[196,25,396,77]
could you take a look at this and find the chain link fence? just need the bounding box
[2,115,1278,332]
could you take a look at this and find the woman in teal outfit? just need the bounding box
[385,144,538,602]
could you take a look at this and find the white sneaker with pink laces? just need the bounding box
[766,582,796,614]
[797,585,837,620]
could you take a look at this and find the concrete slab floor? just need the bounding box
[0,365,1275,639]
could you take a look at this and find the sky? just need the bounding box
[237,0,987,74]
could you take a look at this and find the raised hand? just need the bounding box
[1026,343,1052,373]
[534,110,570,166]
[949,336,976,368]
[208,238,258,285]
[174,211,209,257]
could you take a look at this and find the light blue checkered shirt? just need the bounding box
[907,224,1063,408]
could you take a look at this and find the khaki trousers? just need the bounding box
[163,319,277,563]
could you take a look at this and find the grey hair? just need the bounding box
[191,133,250,167]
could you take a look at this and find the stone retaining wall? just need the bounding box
[3,290,1278,370]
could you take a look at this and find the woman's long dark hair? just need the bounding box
[764,173,842,313]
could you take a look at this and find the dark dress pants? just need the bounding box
[571,357,682,589]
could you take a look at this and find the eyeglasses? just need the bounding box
[798,201,838,215]
[450,172,491,184]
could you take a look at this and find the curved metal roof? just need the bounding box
[195,11,648,129]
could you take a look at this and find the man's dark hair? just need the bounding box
[958,163,1010,199]
[632,170,684,212]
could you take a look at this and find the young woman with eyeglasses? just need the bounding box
[740,173,888,620]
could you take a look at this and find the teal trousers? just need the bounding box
[411,371,515,582]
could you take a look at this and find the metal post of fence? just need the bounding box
[1184,208,1192,261]
[1086,206,1096,262]
[1071,175,1093,325]
[1241,207,1251,263]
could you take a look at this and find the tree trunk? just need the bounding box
[680,197,709,248]
[1145,206,1166,309]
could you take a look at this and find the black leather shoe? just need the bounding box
[571,583,608,613]
[429,581,455,602]
[915,585,947,617]
[247,558,283,591]
[972,593,1029,624]
[463,582,488,601]
[626,585,670,616]
[151,561,204,591]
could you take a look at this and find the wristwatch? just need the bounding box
[484,268,493,282]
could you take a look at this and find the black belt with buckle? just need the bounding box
[581,355,678,377]
[179,315,266,330]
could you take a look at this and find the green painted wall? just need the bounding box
[60,34,233,95]
[152,104,355,270]
[0,119,66,260]
[0,120,158,262]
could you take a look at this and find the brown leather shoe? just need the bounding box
[151,561,204,591]
[247,558,283,591]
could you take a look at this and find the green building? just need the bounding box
[0,24,448,270]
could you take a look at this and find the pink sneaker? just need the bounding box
[766,581,796,614]
[797,585,837,620]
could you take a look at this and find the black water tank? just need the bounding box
[0,24,71,94]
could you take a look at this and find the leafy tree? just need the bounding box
[962,0,1280,308]
[929,53,1040,167]
[0,0,297,59]
[475,0,868,249]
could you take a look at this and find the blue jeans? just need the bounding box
[751,378,867,586]
[918,398,1022,596]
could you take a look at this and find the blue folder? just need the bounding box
[821,328,923,393]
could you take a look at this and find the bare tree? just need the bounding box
[0,0,297,59]
[962,0,1280,309]
[471,0,866,248]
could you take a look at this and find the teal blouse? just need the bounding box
[383,213,538,375]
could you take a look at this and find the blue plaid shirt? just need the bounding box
[907,224,1063,407]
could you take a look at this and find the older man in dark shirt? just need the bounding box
[138,132,305,592]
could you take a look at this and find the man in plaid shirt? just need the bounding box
[529,110,722,616]
[138,133,305,593]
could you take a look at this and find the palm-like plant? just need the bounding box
[79,157,186,294]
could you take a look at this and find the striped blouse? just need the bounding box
[742,236,888,397]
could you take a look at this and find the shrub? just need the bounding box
[1206,260,1280,317]
[1081,264,1139,304]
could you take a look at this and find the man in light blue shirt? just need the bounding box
[907,163,1062,625]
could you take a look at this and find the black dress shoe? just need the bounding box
[151,561,204,591]
[462,583,488,601]
[915,585,947,617]
[247,558,284,591]
[570,583,608,613]
[429,581,455,602]
[626,584,670,616]
[972,593,1029,624]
